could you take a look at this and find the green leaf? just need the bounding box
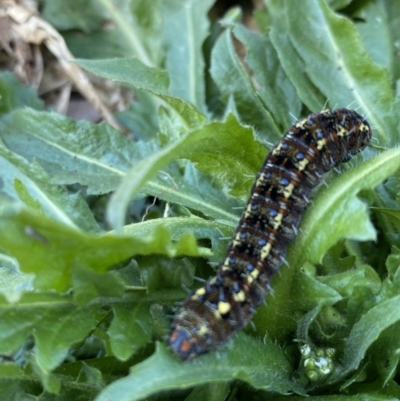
[372,207,400,233]
[271,394,400,401]
[115,91,159,141]
[295,149,400,266]
[331,295,400,383]
[210,28,280,141]
[0,379,37,401]
[320,265,381,299]
[95,335,301,401]
[108,303,152,360]
[1,109,234,223]
[107,114,265,229]
[151,162,243,225]
[292,268,342,311]
[161,0,214,113]
[0,143,99,233]
[0,108,145,195]
[41,0,105,33]
[65,28,134,59]
[0,294,97,371]
[354,1,393,77]
[266,0,396,145]
[327,0,353,8]
[232,24,302,130]
[0,204,208,291]
[122,216,234,266]
[0,72,43,116]
[72,264,126,305]
[0,254,33,303]
[382,0,400,82]
[34,305,98,374]
[75,57,207,130]
[139,256,195,295]
[185,383,231,401]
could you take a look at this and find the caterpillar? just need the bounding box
[169,108,372,360]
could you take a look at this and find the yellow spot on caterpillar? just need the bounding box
[272,212,283,229]
[250,269,260,279]
[297,158,309,171]
[233,231,242,248]
[221,258,231,272]
[336,125,347,137]
[295,118,307,129]
[191,287,206,300]
[255,177,262,187]
[218,301,231,315]
[197,323,210,336]
[196,287,206,296]
[272,143,282,155]
[255,172,270,187]
[283,183,295,199]
[317,138,326,150]
[260,242,272,260]
[244,203,254,218]
[233,290,246,302]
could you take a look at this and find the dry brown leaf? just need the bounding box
[0,0,125,131]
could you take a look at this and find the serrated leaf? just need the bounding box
[319,265,381,298]
[107,114,266,229]
[266,0,396,145]
[95,335,302,401]
[354,1,392,76]
[268,28,326,113]
[0,109,236,222]
[141,162,243,226]
[210,28,280,141]
[75,57,207,130]
[0,205,208,290]
[72,264,125,305]
[0,143,99,233]
[372,207,400,233]
[330,295,400,383]
[37,305,99,375]
[0,108,155,196]
[295,149,400,266]
[232,24,301,130]
[161,0,214,113]
[292,268,342,311]
[108,303,152,360]
[122,216,234,269]
[0,293,98,377]
[139,256,195,295]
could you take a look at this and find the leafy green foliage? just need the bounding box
[1,0,400,400]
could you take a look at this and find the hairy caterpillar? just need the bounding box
[170,109,372,360]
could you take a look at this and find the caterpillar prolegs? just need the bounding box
[170,109,372,360]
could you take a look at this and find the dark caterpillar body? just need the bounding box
[170,109,372,360]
